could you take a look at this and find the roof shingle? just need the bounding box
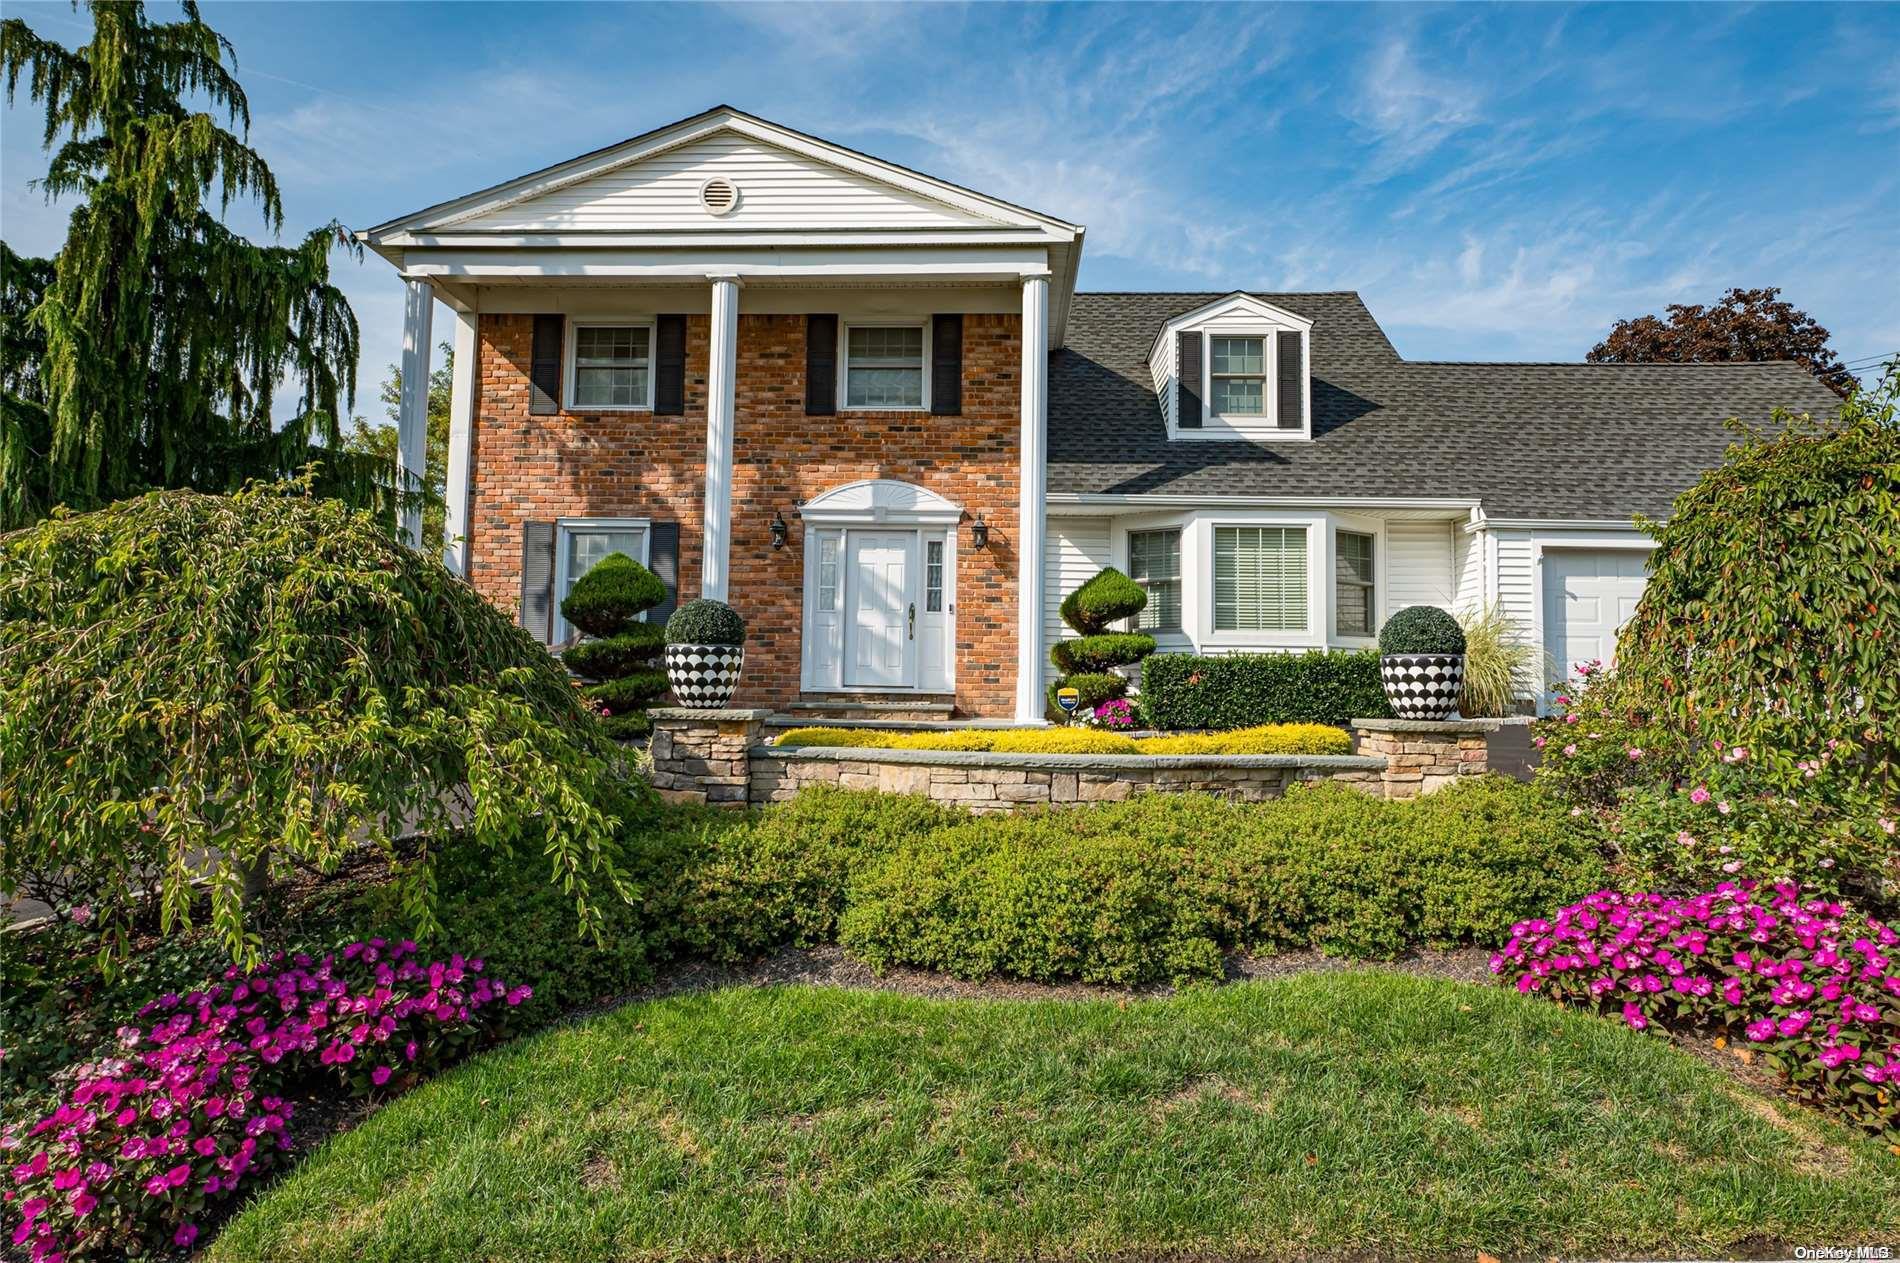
[1050,292,1843,520]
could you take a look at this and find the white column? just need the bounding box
[701,273,742,602]
[396,277,435,551]
[1015,269,1051,723]
[441,305,478,576]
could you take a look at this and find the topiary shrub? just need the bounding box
[1058,567,1148,634]
[1378,605,1467,656]
[1141,650,1392,730]
[1046,670,1131,715]
[0,482,637,966]
[665,597,746,646]
[560,553,670,739]
[1050,631,1158,675]
[1049,568,1157,719]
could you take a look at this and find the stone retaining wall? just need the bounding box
[648,709,1497,811]
[749,746,1388,814]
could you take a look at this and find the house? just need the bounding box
[360,106,1840,723]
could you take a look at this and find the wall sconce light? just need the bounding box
[770,510,789,551]
[970,514,989,550]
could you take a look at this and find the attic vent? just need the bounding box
[699,177,738,217]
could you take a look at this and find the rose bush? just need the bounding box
[1532,664,1892,902]
[2,939,527,1262]
[1492,880,1898,1140]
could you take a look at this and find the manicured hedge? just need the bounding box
[1051,632,1158,674]
[836,778,1606,982]
[1142,649,1393,730]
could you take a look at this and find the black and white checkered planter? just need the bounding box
[664,643,745,709]
[1379,653,1465,721]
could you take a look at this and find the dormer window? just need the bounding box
[1210,337,1267,417]
[1151,294,1313,443]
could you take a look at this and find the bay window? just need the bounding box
[1214,525,1307,632]
[1335,530,1376,636]
[1127,529,1182,632]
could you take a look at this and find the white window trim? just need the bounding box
[552,516,652,643]
[839,320,931,413]
[1206,332,1275,426]
[1332,525,1380,643]
[564,320,656,412]
[1124,525,1185,636]
[1199,516,1323,648]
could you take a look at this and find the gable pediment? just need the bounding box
[448,129,1011,233]
[371,109,1074,240]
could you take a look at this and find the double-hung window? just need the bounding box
[844,325,925,409]
[570,324,652,410]
[1214,525,1307,632]
[1335,531,1376,636]
[1209,336,1267,418]
[1127,529,1182,632]
[556,520,648,639]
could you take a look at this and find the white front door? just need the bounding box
[1543,548,1649,688]
[847,531,917,688]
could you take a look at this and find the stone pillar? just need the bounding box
[646,707,771,807]
[1350,717,1497,799]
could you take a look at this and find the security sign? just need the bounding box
[1055,687,1081,714]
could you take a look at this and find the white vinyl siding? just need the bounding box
[1453,525,1484,613]
[1214,526,1308,632]
[1044,518,1112,687]
[1384,519,1457,613]
[454,133,1000,232]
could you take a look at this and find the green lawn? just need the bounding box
[211,973,1898,1263]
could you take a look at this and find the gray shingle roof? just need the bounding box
[1049,292,1844,520]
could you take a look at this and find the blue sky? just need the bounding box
[4,0,1897,418]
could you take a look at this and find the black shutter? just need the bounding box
[654,315,686,415]
[930,314,963,416]
[530,315,563,415]
[519,521,556,643]
[647,522,680,627]
[1177,331,1202,428]
[805,314,837,416]
[1277,329,1303,430]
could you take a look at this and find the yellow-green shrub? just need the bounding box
[774,724,1348,756]
[1134,724,1349,756]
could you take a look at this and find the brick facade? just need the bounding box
[468,310,1023,717]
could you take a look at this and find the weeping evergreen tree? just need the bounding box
[0,1,399,530]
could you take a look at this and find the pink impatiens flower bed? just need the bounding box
[1492,881,1898,1140]
[3,939,528,1262]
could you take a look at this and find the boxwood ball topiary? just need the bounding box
[666,598,746,646]
[1059,567,1148,635]
[1379,605,1467,656]
[559,553,667,639]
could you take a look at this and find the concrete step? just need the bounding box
[782,698,957,723]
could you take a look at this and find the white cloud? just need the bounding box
[1344,38,1484,181]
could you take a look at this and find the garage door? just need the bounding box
[1542,549,1648,685]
